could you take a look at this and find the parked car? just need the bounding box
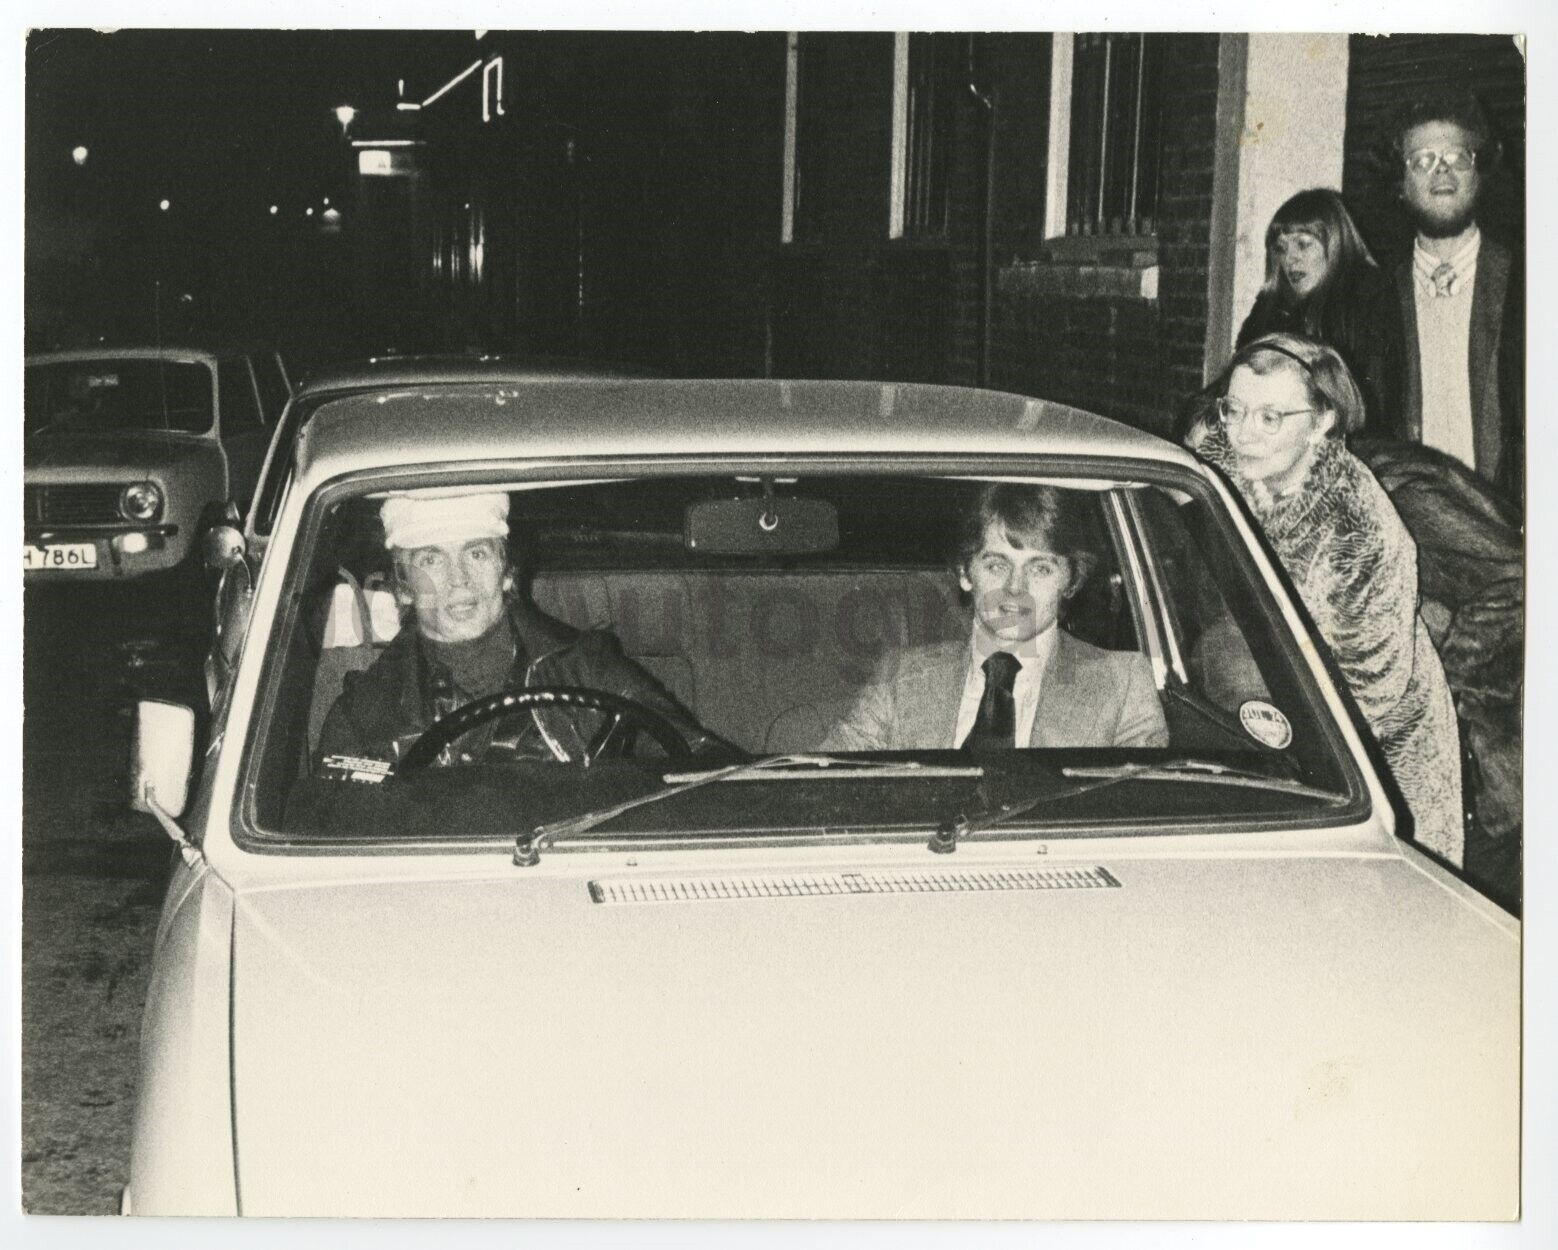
[125,378,1518,1218]
[23,344,291,581]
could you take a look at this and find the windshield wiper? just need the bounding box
[514,754,983,866]
[662,755,983,784]
[929,758,1344,853]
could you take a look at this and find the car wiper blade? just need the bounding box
[1060,759,1342,802]
[930,758,1343,853]
[663,755,982,783]
[515,754,983,865]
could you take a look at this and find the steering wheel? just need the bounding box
[397,686,692,772]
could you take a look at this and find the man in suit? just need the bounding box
[1388,90,1523,511]
[821,483,1168,752]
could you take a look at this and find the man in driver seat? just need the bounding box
[315,490,729,769]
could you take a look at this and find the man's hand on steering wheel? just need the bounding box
[397,686,692,772]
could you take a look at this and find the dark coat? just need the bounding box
[1353,437,1523,853]
[1236,265,1405,439]
[316,598,730,765]
[1390,237,1524,511]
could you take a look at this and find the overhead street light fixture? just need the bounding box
[71,145,89,166]
[335,105,357,135]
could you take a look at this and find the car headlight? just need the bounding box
[120,481,163,523]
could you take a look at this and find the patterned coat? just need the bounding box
[1199,427,1464,865]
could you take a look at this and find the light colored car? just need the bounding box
[125,378,1519,1218]
[24,345,291,580]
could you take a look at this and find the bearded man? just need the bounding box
[1387,89,1523,511]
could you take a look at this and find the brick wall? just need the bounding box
[978,33,1222,435]
[770,32,1222,432]
[1342,33,1525,263]
[1152,35,1224,415]
[401,30,1227,412]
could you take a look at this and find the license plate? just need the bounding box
[23,542,98,570]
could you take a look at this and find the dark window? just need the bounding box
[902,34,959,238]
[791,34,888,244]
[24,360,214,435]
[218,359,263,435]
[1066,33,1164,237]
[791,34,830,243]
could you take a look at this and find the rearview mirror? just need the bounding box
[685,497,839,556]
[130,700,196,821]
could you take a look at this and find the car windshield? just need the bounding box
[247,467,1365,850]
[25,359,215,435]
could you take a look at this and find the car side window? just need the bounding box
[1131,486,1269,711]
[219,359,264,436]
[253,353,291,424]
[1064,497,1141,654]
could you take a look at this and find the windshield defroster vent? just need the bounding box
[588,866,1121,905]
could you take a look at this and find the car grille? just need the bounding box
[589,865,1121,905]
[25,484,126,526]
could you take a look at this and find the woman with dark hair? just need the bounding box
[1185,331,1463,865]
[1237,188,1403,435]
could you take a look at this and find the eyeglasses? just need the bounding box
[1404,146,1478,176]
[1215,396,1317,435]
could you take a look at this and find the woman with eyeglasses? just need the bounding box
[1185,331,1464,867]
[1236,188,1403,436]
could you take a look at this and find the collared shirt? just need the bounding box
[953,625,1059,748]
[1413,227,1482,470]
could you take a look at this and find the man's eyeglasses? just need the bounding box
[1405,146,1478,176]
[1214,397,1316,435]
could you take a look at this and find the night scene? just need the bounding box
[18,22,1532,1224]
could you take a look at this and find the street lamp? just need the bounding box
[335,104,357,136]
[159,199,171,212]
[71,145,89,166]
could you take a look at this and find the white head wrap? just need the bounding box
[380,491,510,551]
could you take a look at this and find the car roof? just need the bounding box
[293,379,1194,490]
[292,354,658,395]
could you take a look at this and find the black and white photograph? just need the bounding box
[11,2,1551,1236]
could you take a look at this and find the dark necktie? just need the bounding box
[961,651,1022,751]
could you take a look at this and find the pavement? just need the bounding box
[19,578,205,1214]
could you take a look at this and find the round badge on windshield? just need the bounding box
[1238,700,1293,750]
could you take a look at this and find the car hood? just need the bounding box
[24,428,214,475]
[228,848,1519,1218]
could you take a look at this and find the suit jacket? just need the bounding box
[820,630,1169,752]
[1393,238,1523,508]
